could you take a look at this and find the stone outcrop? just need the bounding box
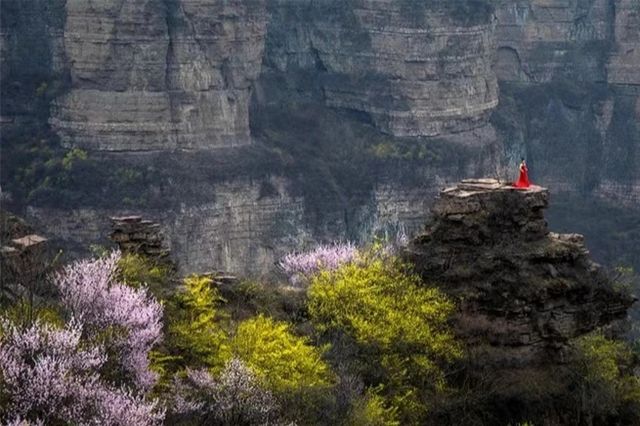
[0,211,50,300]
[405,179,634,370]
[50,0,267,151]
[110,216,170,260]
[260,0,498,137]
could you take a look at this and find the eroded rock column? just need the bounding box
[405,179,634,369]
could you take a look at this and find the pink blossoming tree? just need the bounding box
[0,319,164,425]
[55,251,163,390]
[169,358,279,425]
[278,242,358,286]
[0,251,165,424]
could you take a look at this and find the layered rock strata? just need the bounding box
[494,0,612,82]
[110,216,170,260]
[405,179,634,369]
[25,176,313,276]
[260,0,498,137]
[50,0,267,151]
[0,211,50,299]
[607,0,640,86]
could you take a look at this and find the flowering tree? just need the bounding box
[0,319,164,425]
[55,251,163,389]
[169,358,279,425]
[0,250,165,424]
[4,417,45,426]
[278,242,358,286]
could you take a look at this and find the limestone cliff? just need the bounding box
[607,0,640,86]
[494,0,612,83]
[493,0,640,205]
[2,0,639,275]
[259,0,498,138]
[491,0,640,271]
[405,179,634,406]
[49,0,267,151]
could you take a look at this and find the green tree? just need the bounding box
[308,257,462,423]
[346,390,400,426]
[153,275,334,423]
[572,332,640,423]
[163,275,231,374]
[61,147,87,170]
[231,314,332,394]
[117,252,172,298]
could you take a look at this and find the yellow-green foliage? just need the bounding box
[0,302,64,330]
[61,147,87,170]
[308,258,461,421]
[231,314,332,393]
[346,390,400,426]
[155,275,332,400]
[575,332,640,405]
[167,275,231,372]
[117,253,170,295]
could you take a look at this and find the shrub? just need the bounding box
[117,253,172,298]
[61,148,87,170]
[346,390,400,426]
[572,332,640,421]
[163,275,231,374]
[231,314,332,394]
[308,257,461,422]
[156,278,332,423]
[278,242,358,286]
[169,358,280,425]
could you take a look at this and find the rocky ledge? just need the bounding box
[110,216,170,261]
[405,179,634,370]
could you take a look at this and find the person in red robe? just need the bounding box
[513,157,531,188]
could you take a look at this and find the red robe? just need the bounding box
[513,162,530,188]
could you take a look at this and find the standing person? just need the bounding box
[513,157,530,188]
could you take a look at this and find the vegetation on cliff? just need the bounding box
[1,236,639,425]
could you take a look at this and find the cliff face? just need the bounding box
[494,0,612,83]
[607,0,640,86]
[49,0,267,151]
[2,0,639,274]
[24,174,312,276]
[260,0,498,138]
[405,179,633,379]
[493,0,640,205]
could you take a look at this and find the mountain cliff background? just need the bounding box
[1,0,639,275]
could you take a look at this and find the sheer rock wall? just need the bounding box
[492,0,640,213]
[2,0,639,274]
[25,177,311,276]
[494,0,612,83]
[607,0,640,86]
[260,0,499,138]
[49,0,267,151]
